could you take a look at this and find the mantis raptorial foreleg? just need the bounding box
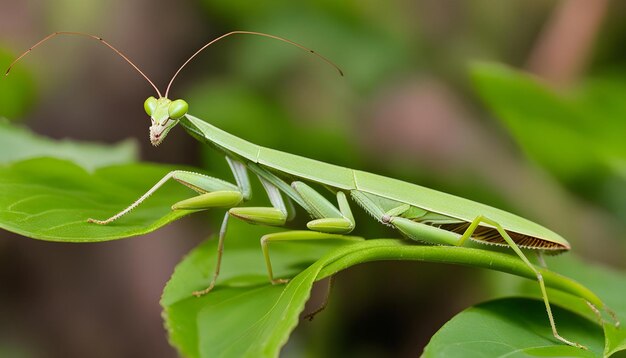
[192,189,289,297]
[192,172,291,296]
[291,181,355,233]
[211,167,364,285]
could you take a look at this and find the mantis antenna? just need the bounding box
[5,31,162,97]
[164,30,344,98]
[6,31,343,100]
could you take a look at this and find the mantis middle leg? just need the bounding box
[242,170,363,284]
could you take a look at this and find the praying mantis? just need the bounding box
[6,31,616,350]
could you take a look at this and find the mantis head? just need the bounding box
[144,97,188,146]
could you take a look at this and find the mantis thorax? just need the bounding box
[144,96,188,146]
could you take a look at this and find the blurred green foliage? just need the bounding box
[199,1,415,93]
[0,120,138,170]
[185,81,360,168]
[472,63,626,184]
[0,48,36,119]
[472,63,626,222]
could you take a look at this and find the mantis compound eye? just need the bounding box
[168,99,189,120]
[144,96,158,116]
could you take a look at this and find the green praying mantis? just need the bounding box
[6,31,618,350]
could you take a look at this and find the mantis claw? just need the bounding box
[192,291,206,297]
[553,330,587,350]
[192,284,215,297]
[271,278,289,285]
[86,218,107,225]
[607,306,621,327]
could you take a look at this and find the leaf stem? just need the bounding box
[315,239,604,308]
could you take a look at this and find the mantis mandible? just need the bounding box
[7,31,614,350]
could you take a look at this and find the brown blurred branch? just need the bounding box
[526,0,609,86]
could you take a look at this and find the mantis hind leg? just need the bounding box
[460,215,586,350]
[351,191,586,349]
[351,190,461,245]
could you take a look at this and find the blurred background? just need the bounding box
[0,0,624,357]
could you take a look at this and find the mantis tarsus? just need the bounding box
[7,30,618,350]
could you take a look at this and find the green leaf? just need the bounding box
[429,254,626,357]
[576,75,626,179]
[423,298,603,357]
[162,220,359,358]
[471,63,626,183]
[0,121,138,170]
[0,48,36,119]
[0,158,198,241]
[163,236,619,357]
